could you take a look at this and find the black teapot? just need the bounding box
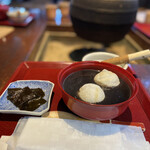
[70,0,139,44]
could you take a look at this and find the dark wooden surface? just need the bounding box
[0,9,47,91]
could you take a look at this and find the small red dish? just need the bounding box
[58,61,139,121]
[0,14,34,27]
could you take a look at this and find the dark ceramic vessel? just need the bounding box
[70,0,139,44]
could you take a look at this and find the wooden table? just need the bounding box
[0,9,47,92]
[0,8,150,95]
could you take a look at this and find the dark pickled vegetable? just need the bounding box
[7,86,46,111]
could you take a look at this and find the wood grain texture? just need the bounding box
[0,9,47,91]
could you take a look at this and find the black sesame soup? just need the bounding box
[63,69,131,105]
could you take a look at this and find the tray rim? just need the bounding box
[134,22,150,38]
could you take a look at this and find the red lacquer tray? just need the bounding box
[0,14,34,27]
[0,61,150,142]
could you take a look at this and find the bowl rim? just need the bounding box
[58,61,139,107]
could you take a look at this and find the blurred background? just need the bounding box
[0,0,150,8]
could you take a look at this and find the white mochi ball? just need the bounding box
[78,83,105,103]
[94,69,120,88]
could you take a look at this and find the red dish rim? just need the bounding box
[58,61,139,107]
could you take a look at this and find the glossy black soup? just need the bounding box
[63,69,131,105]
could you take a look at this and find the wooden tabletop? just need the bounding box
[0,9,47,91]
[0,8,150,96]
